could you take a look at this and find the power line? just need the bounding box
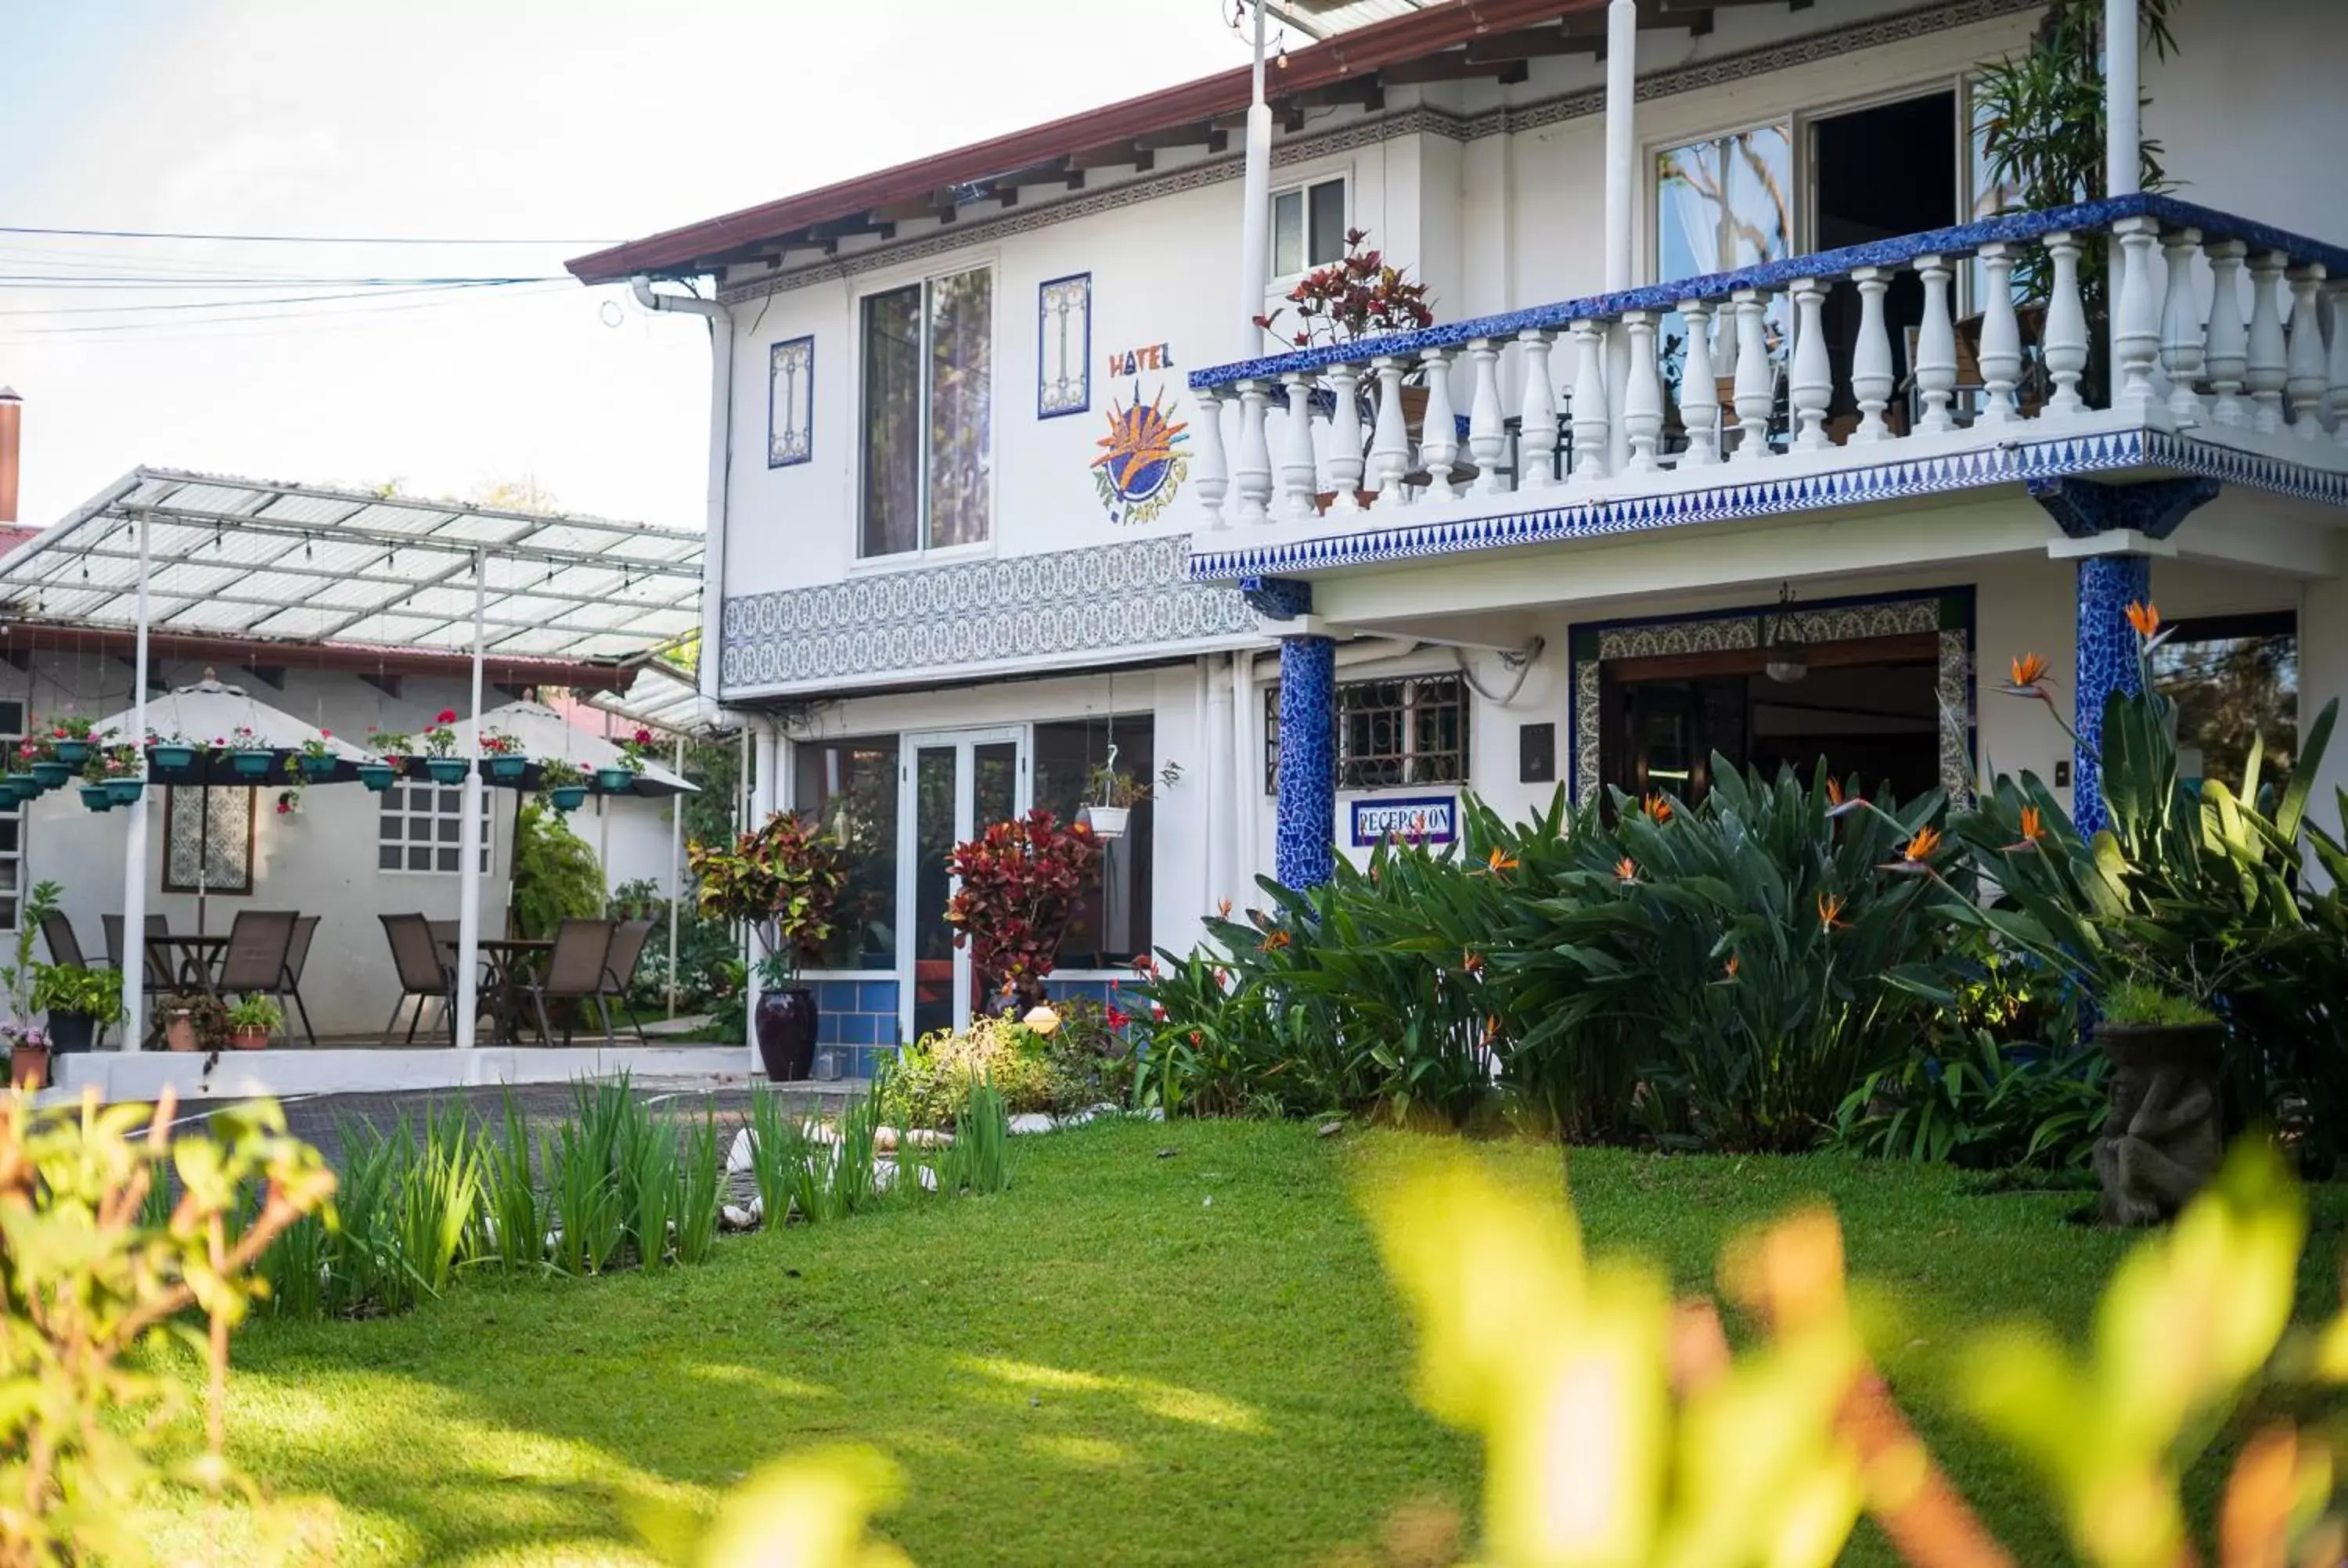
[0,281,574,338]
[0,279,554,318]
[0,224,621,246]
[0,274,566,291]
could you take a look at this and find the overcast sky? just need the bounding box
[0,0,1250,529]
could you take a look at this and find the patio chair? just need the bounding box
[103,915,176,1045]
[596,918,656,1045]
[210,912,299,1045]
[380,914,458,1047]
[515,918,617,1048]
[281,915,320,1048]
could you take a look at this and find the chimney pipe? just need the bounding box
[0,387,20,525]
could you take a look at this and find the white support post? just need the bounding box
[453,548,487,1051]
[666,734,685,1021]
[1678,300,1720,466]
[2105,0,2140,372]
[1603,0,1636,293]
[1238,0,1272,358]
[1849,267,1894,444]
[118,509,153,1054]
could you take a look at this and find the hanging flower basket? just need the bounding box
[297,753,339,780]
[593,766,637,793]
[0,778,28,807]
[356,762,398,792]
[52,740,93,768]
[1078,804,1130,840]
[546,784,589,813]
[78,784,113,812]
[229,749,274,778]
[485,756,529,783]
[31,761,71,792]
[103,779,143,807]
[148,744,198,773]
[422,757,470,785]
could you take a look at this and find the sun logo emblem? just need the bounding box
[1091,383,1190,525]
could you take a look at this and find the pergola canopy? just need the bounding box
[0,469,704,666]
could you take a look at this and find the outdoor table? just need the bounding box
[146,933,228,992]
[439,937,551,1045]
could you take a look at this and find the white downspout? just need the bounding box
[1228,649,1256,907]
[631,277,734,715]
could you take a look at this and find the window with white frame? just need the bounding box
[376,779,492,875]
[0,699,20,931]
[859,267,993,559]
[1271,176,1348,279]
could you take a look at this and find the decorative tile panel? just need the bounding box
[719,535,1257,695]
[1037,274,1092,419]
[767,337,813,468]
[1568,591,1973,807]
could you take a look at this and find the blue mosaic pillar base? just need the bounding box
[1274,633,1337,889]
[2073,553,2151,837]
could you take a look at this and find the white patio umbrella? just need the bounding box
[90,674,375,934]
[448,700,695,797]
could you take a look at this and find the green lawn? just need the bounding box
[145,1119,2345,1566]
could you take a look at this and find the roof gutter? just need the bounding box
[632,277,733,719]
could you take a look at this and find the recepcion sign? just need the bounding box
[1349,795,1458,847]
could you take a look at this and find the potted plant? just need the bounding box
[41,715,102,768]
[420,710,466,783]
[538,757,589,813]
[1079,756,1181,841]
[145,728,203,775]
[78,743,143,811]
[597,728,654,794]
[222,723,275,779]
[945,809,1103,1013]
[478,728,528,783]
[358,728,410,792]
[30,962,124,1055]
[224,994,282,1051]
[295,732,340,781]
[2,881,63,1088]
[23,735,70,794]
[687,811,845,1082]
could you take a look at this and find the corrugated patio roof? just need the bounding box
[0,468,704,668]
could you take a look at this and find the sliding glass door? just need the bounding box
[899,728,1026,1042]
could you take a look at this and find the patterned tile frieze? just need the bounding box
[1188,430,2348,582]
[1568,592,1971,807]
[718,0,2036,309]
[2073,555,2151,837]
[717,535,1258,694]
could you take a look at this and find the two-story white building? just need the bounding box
[571,0,2348,1065]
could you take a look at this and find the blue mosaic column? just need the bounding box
[2073,552,2151,837]
[1275,633,1338,889]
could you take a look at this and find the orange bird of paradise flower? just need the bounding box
[1462,949,1486,975]
[1643,793,1674,824]
[1615,856,1638,884]
[1817,891,1848,932]
[1091,386,1190,494]
[2125,601,2162,640]
[1903,825,1943,861]
[1722,954,1741,982]
[1486,847,1520,875]
[2003,804,2047,852]
[2010,652,2051,689]
[1260,930,1292,953]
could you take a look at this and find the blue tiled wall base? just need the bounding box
[2073,554,2150,838]
[1044,978,1122,1009]
[811,979,901,1081]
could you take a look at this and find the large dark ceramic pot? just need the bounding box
[754,987,818,1082]
[47,1012,99,1054]
[2092,1020,2224,1226]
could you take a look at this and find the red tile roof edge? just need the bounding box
[566,0,1600,284]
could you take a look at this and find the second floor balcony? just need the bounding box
[1182,193,2348,584]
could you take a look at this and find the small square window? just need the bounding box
[379,779,490,875]
[1271,177,1347,278]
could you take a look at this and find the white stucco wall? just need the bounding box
[2,656,676,1039]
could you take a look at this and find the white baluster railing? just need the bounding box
[1194,388,1230,528]
[1185,198,2348,534]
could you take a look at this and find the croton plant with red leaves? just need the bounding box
[945,810,1102,1009]
[1253,227,1435,350]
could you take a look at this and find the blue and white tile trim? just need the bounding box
[811,977,901,1081]
[720,535,1257,693]
[1275,635,1338,889]
[1189,194,2348,391]
[1189,429,2348,583]
[2073,556,2151,839]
